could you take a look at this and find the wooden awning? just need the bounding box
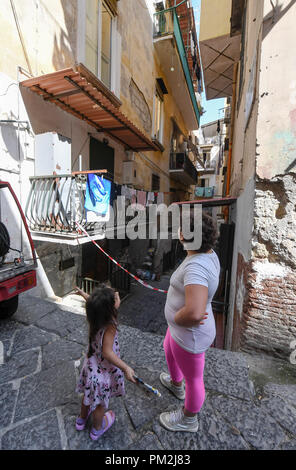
[20,63,158,152]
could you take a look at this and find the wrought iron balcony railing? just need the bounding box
[170,152,198,184]
[25,173,107,239]
[25,172,155,242]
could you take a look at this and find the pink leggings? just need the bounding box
[163,328,205,414]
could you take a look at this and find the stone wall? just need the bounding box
[252,174,296,269]
[34,241,82,298]
[233,173,296,359]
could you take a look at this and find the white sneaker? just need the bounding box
[159,372,185,400]
[159,407,199,433]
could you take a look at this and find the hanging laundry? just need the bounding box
[121,185,130,200]
[157,192,164,205]
[137,190,147,207]
[130,188,137,206]
[147,191,155,205]
[110,182,121,206]
[84,173,111,222]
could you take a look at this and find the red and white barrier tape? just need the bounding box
[76,223,168,294]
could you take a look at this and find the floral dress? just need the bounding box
[76,328,125,411]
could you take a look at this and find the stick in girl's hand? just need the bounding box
[133,376,162,398]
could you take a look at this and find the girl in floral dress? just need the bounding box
[75,284,136,441]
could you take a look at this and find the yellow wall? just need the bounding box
[0,0,194,201]
[117,0,192,200]
[199,0,232,42]
[0,0,76,80]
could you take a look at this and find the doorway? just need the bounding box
[89,137,114,179]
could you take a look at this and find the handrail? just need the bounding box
[26,174,91,234]
[170,152,198,182]
[25,173,139,237]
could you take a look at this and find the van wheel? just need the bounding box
[0,295,19,320]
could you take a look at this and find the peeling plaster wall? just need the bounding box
[227,1,296,359]
[253,174,296,268]
[239,0,296,357]
[239,173,296,358]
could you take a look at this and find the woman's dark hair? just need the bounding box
[181,209,218,253]
[86,283,118,358]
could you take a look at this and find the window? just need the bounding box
[79,1,121,95]
[85,1,112,87]
[85,0,99,76]
[101,2,112,88]
[152,174,160,191]
[153,87,164,144]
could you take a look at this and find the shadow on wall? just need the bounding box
[0,121,25,162]
[263,0,296,40]
[52,0,77,71]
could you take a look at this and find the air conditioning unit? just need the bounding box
[122,161,138,184]
[125,150,135,161]
[35,132,71,176]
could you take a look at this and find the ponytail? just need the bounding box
[87,335,95,359]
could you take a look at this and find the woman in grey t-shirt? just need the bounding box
[159,212,220,433]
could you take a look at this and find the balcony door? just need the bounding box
[89,137,114,180]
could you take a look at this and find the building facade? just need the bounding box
[0,0,202,299]
[200,0,296,359]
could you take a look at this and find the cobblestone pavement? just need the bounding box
[118,273,171,335]
[0,289,296,450]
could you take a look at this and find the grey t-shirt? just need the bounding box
[164,251,220,353]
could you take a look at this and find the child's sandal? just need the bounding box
[89,410,115,441]
[75,407,92,431]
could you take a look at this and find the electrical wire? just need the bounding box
[0,82,18,97]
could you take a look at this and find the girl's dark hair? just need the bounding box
[181,210,218,253]
[86,283,118,358]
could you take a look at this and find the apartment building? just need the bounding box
[199,0,296,358]
[0,0,202,298]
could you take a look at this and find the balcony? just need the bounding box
[169,153,198,185]
[195,186,215,198]
[153,7,200,130]
[199,0,244,100]
[25,173,106,245]
[25,172,154,245]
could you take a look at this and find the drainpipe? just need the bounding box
[225,62,238,197]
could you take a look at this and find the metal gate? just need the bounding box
[107,258,131,297]
[212,221,235,348]
[78,260,131,299]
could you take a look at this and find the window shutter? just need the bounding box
[115,30,122,98]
